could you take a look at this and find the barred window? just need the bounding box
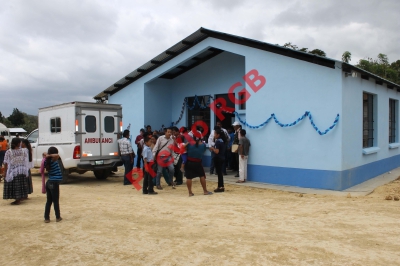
[389,99,397,143]
[363,93,374,148]
[187,95,211,140]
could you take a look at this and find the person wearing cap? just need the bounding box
[118,130,135,185]
[135,129,145,169]
[232,121,242,177]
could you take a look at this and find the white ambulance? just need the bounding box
[25,102,123,182]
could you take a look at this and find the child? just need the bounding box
[142,137,158,195]
[44,147,63,223]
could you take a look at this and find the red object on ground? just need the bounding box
[126,168,144,190]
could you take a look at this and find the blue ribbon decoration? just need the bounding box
[234,111,340,135]
[170,95,339,135]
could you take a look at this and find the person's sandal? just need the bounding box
[56,218,63,222]
[214,187,225,193]
[44,219,50,223]
[236,180,245,183]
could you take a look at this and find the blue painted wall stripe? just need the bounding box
[201,154,400,191]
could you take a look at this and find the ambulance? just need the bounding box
[25,102,123,182]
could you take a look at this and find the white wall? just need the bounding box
[342,72,400,169]
[109,37,343,172]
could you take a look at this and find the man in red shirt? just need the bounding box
[135,129,145,169]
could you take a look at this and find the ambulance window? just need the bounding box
[85,116,96,133]
[27,130,39,143]
[104,116,114,133]
[50,117,61,133]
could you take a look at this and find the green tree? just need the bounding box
[342,51,352,63]
[283,42,298,50]
[20,113,38,134]
[309,49,326,57]
[356,54,400,85]
[7,108,25,127]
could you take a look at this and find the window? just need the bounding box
[239,91,246,110]
[50,117,61,133]
[85,116,96,133]
[389,99,397,143]
[104,116,115,133]
[363,93,374,148]
[27,130,39,143]
[187,95,211,140]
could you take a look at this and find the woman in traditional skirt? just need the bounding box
[3,138,29,205]
[184,135,213,197]
[21,139,34,197]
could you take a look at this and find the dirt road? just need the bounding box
[1,170,399,265]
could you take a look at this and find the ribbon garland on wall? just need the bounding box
[170,95,340,136]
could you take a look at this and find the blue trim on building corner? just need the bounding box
[247,154,400,191]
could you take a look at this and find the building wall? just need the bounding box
[144,79,173,130]
[110,81,145,138]
[341,71,400,188]
[109,37,381,190]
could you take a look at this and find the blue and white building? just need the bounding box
[94,28,400,191]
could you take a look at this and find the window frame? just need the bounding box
[104,116,115,133]
[186,95,211,140]
[362,92,375,148]
[50,117,61,133]
[85,115,97,133]
[389,98,397,144]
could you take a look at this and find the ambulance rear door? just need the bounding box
[80,110,101,160]
[100,110,119,158]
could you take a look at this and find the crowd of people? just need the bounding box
[0,120,251,221]
[118,121,251,196]
[1,136,63,223]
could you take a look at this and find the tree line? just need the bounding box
[281,43,400,85]
[0,108,38,135]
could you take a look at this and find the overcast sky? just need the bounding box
[0,0,399,117]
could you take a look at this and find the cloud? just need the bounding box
[0,0,398,119]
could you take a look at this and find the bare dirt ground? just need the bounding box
[1,169,400,266]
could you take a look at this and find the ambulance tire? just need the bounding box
[57,160,69,184]
[94,169,110,180]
